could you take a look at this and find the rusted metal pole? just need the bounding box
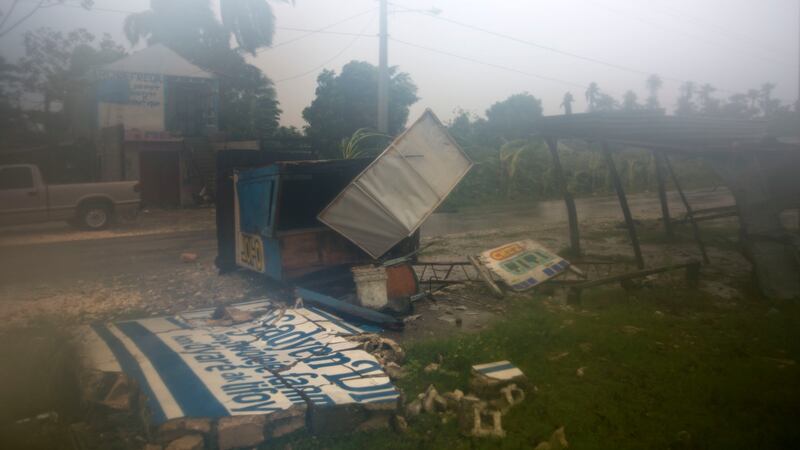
[602,142,644,269]
[546,138,581,257]
[653,151,674,239]
[663,155,710,264]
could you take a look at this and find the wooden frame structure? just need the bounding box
[534,112,777,269]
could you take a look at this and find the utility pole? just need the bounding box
[377,0,389,133]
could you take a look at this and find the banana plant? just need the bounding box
[339,128,391,159]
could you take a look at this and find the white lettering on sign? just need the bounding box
[86,300,398,423]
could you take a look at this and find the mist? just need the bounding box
[1,0,796,126]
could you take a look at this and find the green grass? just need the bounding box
[274,286,800,450]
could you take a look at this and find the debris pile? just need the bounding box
[403,360,528,439]
[77,300,402,450]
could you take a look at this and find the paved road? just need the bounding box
[0,188,734,297]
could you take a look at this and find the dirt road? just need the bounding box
[0,188,738,328]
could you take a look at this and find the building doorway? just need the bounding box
[139,151,180,208]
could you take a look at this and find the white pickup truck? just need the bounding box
[0,164,141,230]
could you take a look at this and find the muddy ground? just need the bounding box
[0,190,798,448]
[1,188,798,449]
[0,188,745,332]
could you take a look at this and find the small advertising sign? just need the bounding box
[479,239,570,291]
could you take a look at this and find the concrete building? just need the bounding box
[90,44,219,207]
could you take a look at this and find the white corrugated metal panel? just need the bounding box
[318,109,473,258]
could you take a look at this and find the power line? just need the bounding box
[389,36,589,91]
[388,1,768,94]
[388,2,679,82]
[274,17,374,83]
[265,8,376,51]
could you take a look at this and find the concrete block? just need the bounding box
[264,404,306,439]
[165,435,204,450]
[217,415,267,450]
[157,418,212,443]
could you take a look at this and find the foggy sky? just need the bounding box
[1,0,797,128]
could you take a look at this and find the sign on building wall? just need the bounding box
[96,71,167,139]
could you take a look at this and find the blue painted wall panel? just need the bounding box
[237,174,276,237]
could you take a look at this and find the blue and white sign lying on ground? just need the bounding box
[81,300,398,424]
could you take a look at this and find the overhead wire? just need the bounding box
[274,17,375,83]
[390,37,589,91]
[387,0,774,94]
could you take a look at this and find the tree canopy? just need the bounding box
[485,92,543,140]
[302,61,418,157]
[123,0,284,141]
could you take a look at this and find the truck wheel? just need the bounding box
[79,203,111,230]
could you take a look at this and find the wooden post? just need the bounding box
[546,138,581,257]
[653,151,674,239]
[602,142,645,269]
[663,155,710,264]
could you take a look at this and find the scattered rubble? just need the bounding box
[180,253,198,263]
[400,361,527,439]
[351,334,406,365]
[534,426,569,450]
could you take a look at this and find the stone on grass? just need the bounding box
[458,395,505,438]
[470,361,527,396]
[217,415,267,450]
[534,426,568,450]
[384,362,405,380]
[405,399,422,417]
[491,384,525,414]
[165,434,203,450]
[392,415,408,433]
[422,385,439,413]
[443,389,464,410]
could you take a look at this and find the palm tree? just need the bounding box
[585,82,599,112]
[560,91,574,115]
[645,74,662,110]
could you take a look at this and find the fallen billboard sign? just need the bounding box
[318,109,473,259]
[479,240,570,291]
[80,299,399,429]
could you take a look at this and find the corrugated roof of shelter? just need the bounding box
[533,112,781,151]
[98,43,214,79]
